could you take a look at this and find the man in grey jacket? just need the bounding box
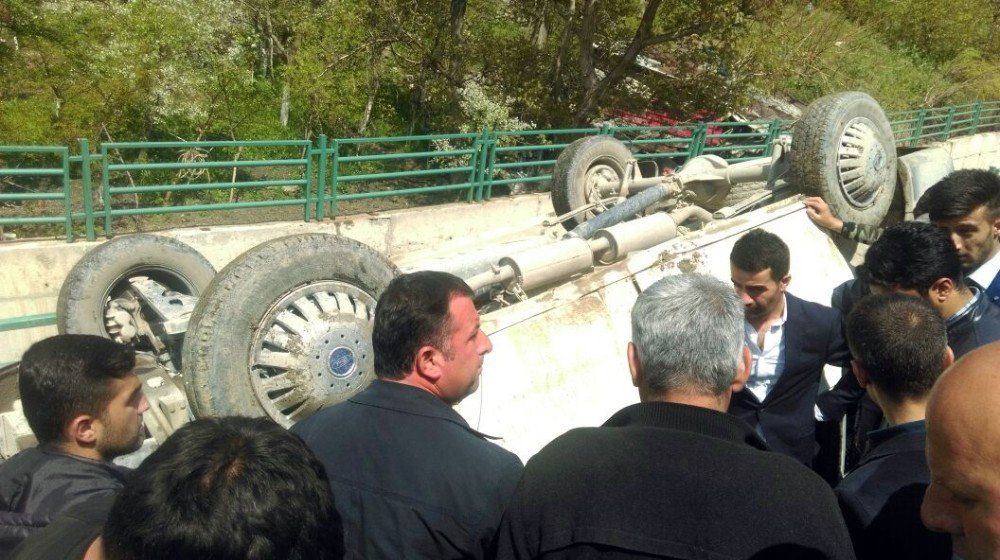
[0,335,149,554]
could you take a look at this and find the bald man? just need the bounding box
[921,341,1000,560]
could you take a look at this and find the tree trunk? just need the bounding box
[450,0,467,37]
[573,0,664,125]
[280,82,290,127]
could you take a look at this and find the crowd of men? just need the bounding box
[2,168,1000,559]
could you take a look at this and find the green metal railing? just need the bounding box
[0,101,998,247]
[1,100,1000,337]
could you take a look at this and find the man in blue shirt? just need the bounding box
[835,293,953,559]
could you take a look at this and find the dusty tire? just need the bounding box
[182,234,399,426]
[791,92,897,228]
[57,234,216,351]
[552,136,633,229]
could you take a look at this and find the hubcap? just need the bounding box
[250,281,377,426]
[836,118,889,209]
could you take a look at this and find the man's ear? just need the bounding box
[67,414,97,447]
[413,345,443,383]
[731,346,751,393]
[928,277,953,304]
[779,274,791,291]
[627,342,641,388]
[943,345,955,370]
[851,360,871,389]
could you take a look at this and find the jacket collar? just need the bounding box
[859,420,926,466]
[604,401,769,451]
[350,380,499,439]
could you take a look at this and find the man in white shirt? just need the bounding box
[915,169,1000,304]
[728,229,850,465]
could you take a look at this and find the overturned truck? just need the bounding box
[1,92,898,461]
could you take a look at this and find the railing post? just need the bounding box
[472,129,490,202]
[100,144,112,237]
[303,141,313,222]
[941,107,957,140]
[329,139,340,217]
[972,102,984,135]
[61,146,73,242]
[316,134,328,220]
[467,131,483,202]
[484,133,498,200]
[689,124,708,158]
[911,109,928,147]
[79,139,96,241]
[763,119,782,157]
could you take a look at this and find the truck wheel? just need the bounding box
[182,234,399,426]
[791,92,897,228]
[57,235,216,368]
[552,136,633,229]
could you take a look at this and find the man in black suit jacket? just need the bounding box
[835,293,953,559]
[728,229,850,465]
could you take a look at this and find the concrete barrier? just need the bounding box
[898,132,1000,218]
[0,194,555,364]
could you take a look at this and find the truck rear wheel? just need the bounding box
[551,136,633,229]
[57,235,216,371]
[182,234,398,426]
[791,91,897,227]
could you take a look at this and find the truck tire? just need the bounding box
[182,234,399,426]
[57,234,216,346]
[791,92,897,228]
[552,136,633,229]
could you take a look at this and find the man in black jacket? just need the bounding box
[835,294,953,559]
[492,273,855,560]
[0,335,149,555]
[728,229,850,465]
[293,271,523,560]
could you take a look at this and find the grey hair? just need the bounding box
[630,273,745,395]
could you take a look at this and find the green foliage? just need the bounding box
[0,0,998,145]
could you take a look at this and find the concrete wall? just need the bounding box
[898,132,1000,215]
[0,194,555,363]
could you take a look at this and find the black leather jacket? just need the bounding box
[0,447,128,556]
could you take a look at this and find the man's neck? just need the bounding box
[940,287,973,318]
[52,441,105,462]
[749,297,785,333]
[876,395,928,427]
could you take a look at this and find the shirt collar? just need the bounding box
[969,250,1000,289]
[947,286,982,326]
[604,402,769,451]
[351,380,502,439]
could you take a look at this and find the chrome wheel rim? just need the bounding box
[249,280,377,426]
[836,118,890,209]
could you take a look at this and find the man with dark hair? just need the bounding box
[493,273,854,559]
[0,334,148,554]
[861,221,1000,358]
[819,221,1000,461]
[835,294,953,559]
[805,169,1000,303]
[292,270,522,559]
[11,416,345,560]
[728,228,850,464]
